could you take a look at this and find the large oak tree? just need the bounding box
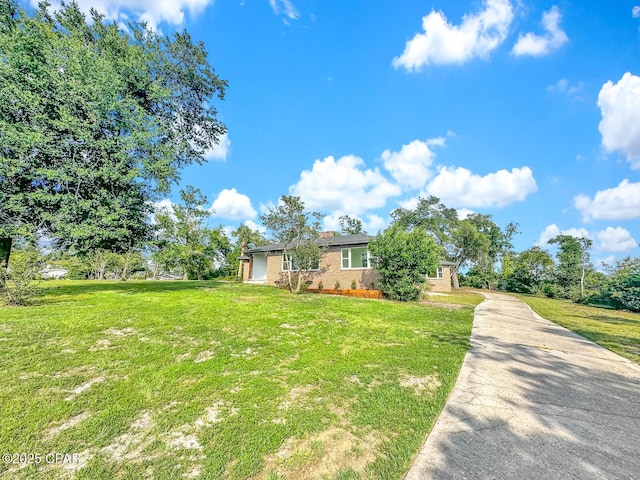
[0,1,226,257]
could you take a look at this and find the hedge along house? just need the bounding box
[238,232,453,293]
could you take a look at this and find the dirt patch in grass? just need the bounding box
[175,352,191,362]
[53,365,97,379]
[277,385,317,411]
[166,431,202,451]
[65,376,105,401]
[194,401,224,428]
[58,448,92,477]
[232,296,262,304]
[105,327,136,337]
[193,349,215,363]
[260,427,380,480]
[88,339,114,352]
[45,411,91,440]
[399,373,441,396]
[52,410,156,477]
[231,346,260,358]
[419,300,465,309]
[102,410,156,461]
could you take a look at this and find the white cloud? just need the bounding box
[547,78,584,99]
[424,166,538,208]
[289,155,401,215]
[598,72,640,169]
[594,255,616,272]
[205,132,231,162]
[398,196,420,210]
[633,6,640,18]
[537,224,591,245]
[154,198,175,212]
[574,179,640,221]
[536,224,635,252]
[269,0,299,19]
[426,136,447,147]
[34,0,214,30]
[380,139,440,189]
[258,201,276,215]
[210,188,257,220]
[149,198,177,223]
[243,219,266,234]
[512,6,568,57]
[392,0,513,70]
[457,208,476,220]
[322,212,387,234]
[363,214,386,233]
[596,227,638,252]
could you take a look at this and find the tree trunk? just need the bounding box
[451,268,461,289]
[0,237,12,268]
[183,270,188,281]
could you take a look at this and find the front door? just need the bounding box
[251,253,267,280]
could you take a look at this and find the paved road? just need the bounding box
[404,292,640,480]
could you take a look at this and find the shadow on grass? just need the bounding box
[39,280,224,297]
[584,314,640,327]
[431,332,471,348]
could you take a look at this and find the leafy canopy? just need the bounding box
[153,186,230,280]
[0,1,226,253]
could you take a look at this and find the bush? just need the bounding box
[369,225,440,302]
[334,281,341,290]
[317,281,324,290]
[0,250,42,306]
[351,279,357,290]
[542,283,557,298]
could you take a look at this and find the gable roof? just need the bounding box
[245,234,375,254]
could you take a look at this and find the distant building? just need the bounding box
[41,266,68,280]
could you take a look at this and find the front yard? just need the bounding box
[0,281,474,480]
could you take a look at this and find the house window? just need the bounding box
[341,247,373,269]
[427,266,444,279]
[282,254,319,271]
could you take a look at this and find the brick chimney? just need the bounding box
[319,231,337,238]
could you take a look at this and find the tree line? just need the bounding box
[1,2,637,310]
[256,195,639,311]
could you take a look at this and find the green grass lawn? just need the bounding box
[515,294,640,364]
[422,289,485,308]
[0,281,474,480]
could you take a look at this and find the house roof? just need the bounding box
[245,234,375,254]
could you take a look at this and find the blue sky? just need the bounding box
[27,0,640,264]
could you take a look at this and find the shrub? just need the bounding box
[317,281,324,290]
[351,279,357,290]
[369,225,440,302]
[542,283,557,298]
[0,250,42,306]
[334,281,341,290]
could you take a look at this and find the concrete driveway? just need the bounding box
[404,292,640,479]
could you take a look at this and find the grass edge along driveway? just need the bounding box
[515,294,640,365]
[0,281,478,480]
